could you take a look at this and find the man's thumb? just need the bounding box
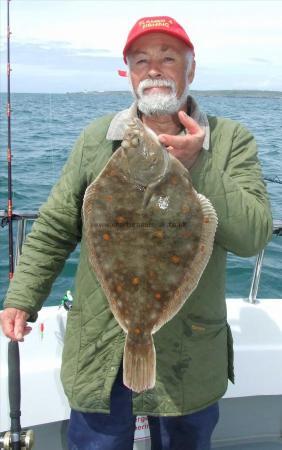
[158,134,169,146]
[14,316,26,340]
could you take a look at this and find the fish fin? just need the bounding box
[176,191,218,298]
[152,191,218,333]
[179,191,217,291]
[123,334,156,393]
[141,182,156,209]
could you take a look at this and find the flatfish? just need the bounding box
[83,118,217,393]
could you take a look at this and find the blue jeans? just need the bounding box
[67,365,219,450]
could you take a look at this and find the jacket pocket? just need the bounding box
[179,318,229,411]
[227,323,235,384]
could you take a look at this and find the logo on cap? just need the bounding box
[138,18,174,30]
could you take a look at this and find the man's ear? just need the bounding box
[188,59,196,84]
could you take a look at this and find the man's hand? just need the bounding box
[158,111,205,169]
[0,308,32,341]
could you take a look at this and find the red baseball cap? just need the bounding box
[123,16,194,63]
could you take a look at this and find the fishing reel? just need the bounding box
[0,429,34,449]
[59,290,73,311]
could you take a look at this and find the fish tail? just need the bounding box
[123,334,156,393]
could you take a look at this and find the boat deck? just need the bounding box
[28,420,282,450]
[9,404,282,450]
[133,438,282,449]
[213,442,282,450]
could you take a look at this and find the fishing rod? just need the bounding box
[7,0,13,279]
[0,2,34,449]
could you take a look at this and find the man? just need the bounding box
[1,16,272,450]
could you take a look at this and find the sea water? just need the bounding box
[0,91,281,308]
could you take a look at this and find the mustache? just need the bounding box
[137,79,176,96]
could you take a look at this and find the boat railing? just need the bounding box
[248,219,282,303]
[1,210,282,304]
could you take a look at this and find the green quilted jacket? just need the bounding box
[4,113,272,415]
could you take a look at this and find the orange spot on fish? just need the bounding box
[103,233,111,241]
[132,276,140,285]
[170,176,178,185]
[104,195,113,202]
[204,217,209,223]
[116,284,123,293]
[181,231,192,238]
[116,215,126,224]
[134,327,141,335]
[154,292,161,300]
[171,255,181,264]
[107,169,117,177]
[149,256,157,263]
[153,229,164,239]
[181,206,190,214]
[117,263,124,270]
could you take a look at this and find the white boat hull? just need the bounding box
[1,298,282,448]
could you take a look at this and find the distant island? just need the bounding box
[65,90,282,98]
[0,90,281,97]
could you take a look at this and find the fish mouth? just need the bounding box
[123,117,160,150]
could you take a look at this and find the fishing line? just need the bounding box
[48,93,56,183]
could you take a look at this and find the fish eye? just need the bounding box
[131,136,139,147]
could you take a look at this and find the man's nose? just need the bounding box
[147,62,163,79]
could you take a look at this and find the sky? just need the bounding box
[0,0,282,93]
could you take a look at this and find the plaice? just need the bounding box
[83,118,218,393]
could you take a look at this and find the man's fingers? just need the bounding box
[159,133,188,149]
[178,111,202,134]
[14,317,26,340]
[1,316,15,338]
[0,311,16,338]
[159,113,205,151]
[157,112,205,169]
[14,312,30,340]
[18,326,32,342]
[0,308,30,341]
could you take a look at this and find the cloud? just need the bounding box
[76,48,111,55]
[1,39,281,93]
[249,57,271,64]
[0,40,121,71]
[0,39,128,92]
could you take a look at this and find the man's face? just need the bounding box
[127,33,195,115]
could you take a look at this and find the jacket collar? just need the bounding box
[106,94,210,151]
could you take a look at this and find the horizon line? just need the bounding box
[0,89,282,95]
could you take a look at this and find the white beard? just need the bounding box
[134,79,189,116]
